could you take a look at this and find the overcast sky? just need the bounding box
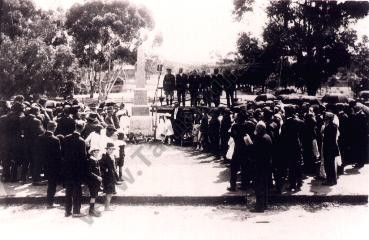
[34,0,369,64]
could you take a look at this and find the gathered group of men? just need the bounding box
[182,99,368,212]
[162,68,237,107]
[0,96,130,217]
[0,89,368,214]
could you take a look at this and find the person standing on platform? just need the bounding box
[62,121,88,217]
[163,68,176,106]
[252,121,272,212]
[175,68,188,107]
[211,69,224,107]
[188,70,200,107]
[200,71,211,107]
[223,69,237,107]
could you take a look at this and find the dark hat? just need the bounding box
[11,102,24,113]
[39,98,47,105]
[89,113,98,118]
[105,101,116,107]
[105,142,116,149]
[29,106,40,115]
[14,95,25,103]
[106,124,117,132]
[87,113,99,124]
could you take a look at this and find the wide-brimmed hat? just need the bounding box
[87,113,99,124]
[105,142,116,149]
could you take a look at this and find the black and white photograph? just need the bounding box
[0,0,369,239]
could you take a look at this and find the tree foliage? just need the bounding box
[235,0,369,95]
[0,0,78,98]
[65,0,154,97]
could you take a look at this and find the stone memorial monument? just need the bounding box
[130,44,153,135]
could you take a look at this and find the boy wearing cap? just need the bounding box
[100,142,118,211]
[87,148,102,217]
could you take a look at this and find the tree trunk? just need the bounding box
[89,64,95,99]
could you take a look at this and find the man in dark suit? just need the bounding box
[163,68,176,106]
[211,69,224,107]
[55,106,76,136]
[3,102,25,182]
[62,121,88,217]
[175,68,188,107]
[199,71,211,107]
[35,121,62,208]
[280,105,304,192]
[252,121,272,212]
[188,70,200,107]
[20,106,45,184]
[222,69,237,107]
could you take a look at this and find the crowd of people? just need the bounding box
[162,67,237,108]
[0,89,368,214]
[169,98,368,212]
[0,96,130,217]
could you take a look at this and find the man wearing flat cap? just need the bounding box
[163,68,176,106]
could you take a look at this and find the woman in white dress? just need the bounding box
[155,116,166,142]
[164,114,174,145]
[119,112,130,135]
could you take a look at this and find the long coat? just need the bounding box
[4,112,24,161]
[322,123,339,159]
[175,73,188,92]
[21,114,44,144]
[100,153,117,192]
[280,117,304,164]
[210,74,224,96]
[35,131,61,180]
[163,73,176,92]
[61,132,88,182]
